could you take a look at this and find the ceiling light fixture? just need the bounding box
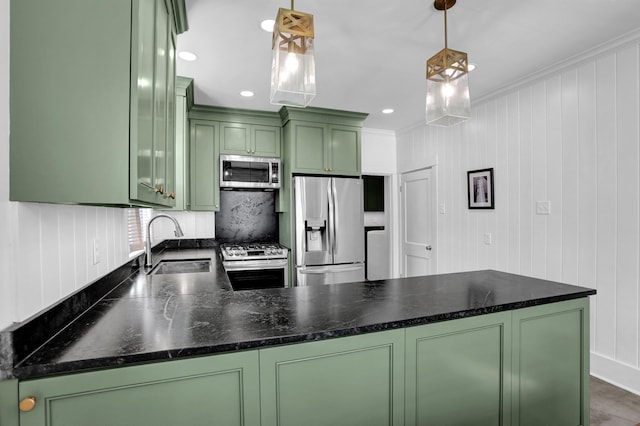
[178,51,198,62]
[240,91,255,97]
[426,0,470,126]
[261,19,275,32]
[382,108,394,114]
[270,0,316,107]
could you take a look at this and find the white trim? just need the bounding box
[591,351,640,396]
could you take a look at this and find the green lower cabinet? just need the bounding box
[512,298,590,426]
[18,351,260,426]
[405,312,512,426]
[259,330,405,426]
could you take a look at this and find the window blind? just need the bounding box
[127,208,152,253]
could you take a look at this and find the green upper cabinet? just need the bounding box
[191,106,282,158]
[9,0,188,207]
[280,107,368,176]
[161,76,194,211]
[190,120,220,211]
[220,123,280,157]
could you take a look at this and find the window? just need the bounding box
[127,208,152,255]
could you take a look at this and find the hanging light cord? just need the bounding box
[443,2,448,50]
[291,0,295,10]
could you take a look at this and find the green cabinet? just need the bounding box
[17,351,260,426]
[279,107,367,177]
[259,330,405,426]
[286,122,361,176]
[405,298,590,426]
[162,76,194,211]
[405,312,512,425]
[220,123,281,157]
[190,120,220,211]
[9,0,187,207]
[6,299,590,426]
[512,298,590,426]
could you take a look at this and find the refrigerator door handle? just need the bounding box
[295,177,307,266]
[331,179,339,257]
[327,179,335,257]
[298,265,364,274]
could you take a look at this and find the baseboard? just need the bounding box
[591,351,640,396]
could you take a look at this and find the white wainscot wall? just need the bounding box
[397,37,640,393]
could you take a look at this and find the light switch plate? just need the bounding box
[484,232,492,245]
[439,203,446,214]
[93,239,101,265]
[536,201,551,215]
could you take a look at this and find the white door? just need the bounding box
[401,168,434,277]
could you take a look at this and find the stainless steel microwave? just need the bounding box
[219,154,281,190]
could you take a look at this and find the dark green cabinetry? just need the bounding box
[10,0,187,207]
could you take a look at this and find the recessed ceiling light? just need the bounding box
[468,63,477,72]
[261,19,275,32]
[178,51,197,61]
[240,91,255,97]
[382,108,394,114]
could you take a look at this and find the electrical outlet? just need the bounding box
[439,203,446,214]
[93,239,101,265]
[536,201,551,215]
[484,232,492,245]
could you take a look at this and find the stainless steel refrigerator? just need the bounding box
[294,176,365,286]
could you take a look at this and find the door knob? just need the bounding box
[426,245,432,251]
[19,396,36,412]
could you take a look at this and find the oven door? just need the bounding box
[223,258,288,291]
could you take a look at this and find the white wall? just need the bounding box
[0,3,215,330]
[397,32,640,393]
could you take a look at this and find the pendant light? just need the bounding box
[426,0,470,126]
[270,0,316,107]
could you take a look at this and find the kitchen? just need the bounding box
[1,0,640,424]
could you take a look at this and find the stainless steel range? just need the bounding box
[220,242,289,290]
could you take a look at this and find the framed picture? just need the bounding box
[467,168,494,209]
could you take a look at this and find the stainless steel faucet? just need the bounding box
[145,214,184,267]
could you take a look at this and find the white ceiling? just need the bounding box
[176,0,640,131]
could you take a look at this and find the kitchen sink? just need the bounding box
[149,259,211,275]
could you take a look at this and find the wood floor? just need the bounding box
[591,376,640,426]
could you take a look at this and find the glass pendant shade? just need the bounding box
[270,8,316,107]
[426,47,470,126]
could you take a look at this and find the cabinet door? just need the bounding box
[130,0,158,204]
[190,120,219,211]
[252,125,281,157]
[290,122,327,173]
[220,122,251,155]
[259,330,405,426]
[511,298,590,426]
[18,351,260,426]
[163,26,177,206]
[405,312,511,425]
[328,125,360,176]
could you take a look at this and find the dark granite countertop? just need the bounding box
[1,240,596,380]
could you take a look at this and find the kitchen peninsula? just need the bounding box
[0,240,595,426]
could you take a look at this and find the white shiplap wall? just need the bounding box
[397,34,640,393]
[0,0,11,330]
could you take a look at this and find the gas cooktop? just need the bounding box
[220,242,288,261]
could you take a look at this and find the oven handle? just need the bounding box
[223,260,288,272]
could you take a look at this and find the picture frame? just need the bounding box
[467,168,494,209]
